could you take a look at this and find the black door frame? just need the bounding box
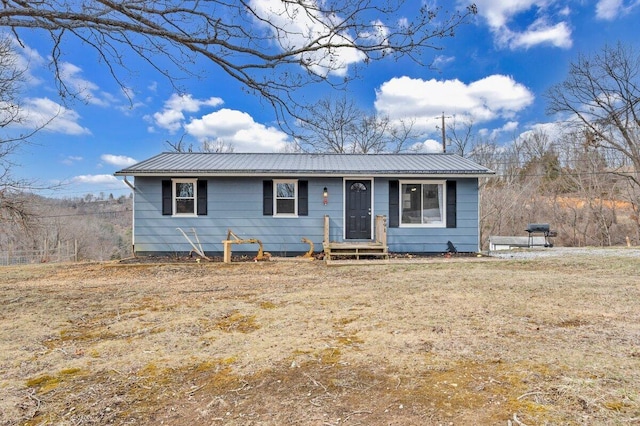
[344,178,373,240]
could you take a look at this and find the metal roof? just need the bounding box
[114,152,495,177]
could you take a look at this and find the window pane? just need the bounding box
[423,184,442,223]
[401,184,421,224]
[176,183,194,197]
[276,199,295,214]
[350,182,367,192]
[176,199,194,214]
[276,183,295,198]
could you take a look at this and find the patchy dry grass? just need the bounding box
[1,253,639,425]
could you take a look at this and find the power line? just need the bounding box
[34,210,130,219]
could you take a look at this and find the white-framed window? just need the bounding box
[400,181,446,227]
[173,178,197,215]
[274,179,297,216]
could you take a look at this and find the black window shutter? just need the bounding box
[162,180,172,215]
[389,180,399,228]
[446,181,457,228]
[263,180,273,216]
[197,180,208,215]
[298,180,308,216]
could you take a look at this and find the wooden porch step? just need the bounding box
[324,243,389,263]
[323,215,389,263]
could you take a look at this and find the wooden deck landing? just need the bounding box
[323,241,389,263]
[323,215,389,263]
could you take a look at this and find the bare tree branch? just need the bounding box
[296,95,420,153]
[546,43,640,181]
[1,0,477,126]
[1,34,61,226]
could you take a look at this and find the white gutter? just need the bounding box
[114,172,495,179]
[123,176,135,190]
[121,176,135,254]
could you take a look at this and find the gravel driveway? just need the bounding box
[488,246,640,259]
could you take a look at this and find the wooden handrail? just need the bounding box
[375,215,387,246]
[324,215,330,245]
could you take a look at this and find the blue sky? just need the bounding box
[3,0,640,198]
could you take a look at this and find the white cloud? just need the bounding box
[249,0,366,77]
[471,0,573,50]
[167,93,223,112]
[500,120,520,133]
[374,75,534,132]
[507,19,572,49]
[116,87,146,114]
[153,108,185,133]
[58,62,110,106]
[484,120,520,140]
[475,0,539,28]
[432,55,455,69]
[413,139,444,153]
[100,154,137,167]
[121,87,135,100]
[595,0,640,20]
[61,156,83,166]
[596,0,622,19]
[359,19,391,52]
[57,174,131,199]
[151,93,224,133]
[468,75,535,116]
[149,95,288,151]
[520,121,566,139]
[11,97,91,135]
[8,38,45,86]
[184,108,290,152]
[71,174,124,185]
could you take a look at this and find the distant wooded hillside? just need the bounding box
[1,193,132,262]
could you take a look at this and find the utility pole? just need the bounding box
[434,112,451,153]
[441,112,446,153]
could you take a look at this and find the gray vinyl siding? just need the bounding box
[132,176,480,256]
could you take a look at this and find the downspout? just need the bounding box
[123,176,135,191]
[123,176,136,256]
[477,177,483,254]
[477,179,480,253]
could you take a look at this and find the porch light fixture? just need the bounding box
[323,187,328,205]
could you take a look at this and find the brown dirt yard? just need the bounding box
[1,250,639,425]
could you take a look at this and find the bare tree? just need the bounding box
[387,117,418,153]
[297,95,419,153]
[553,130,632,246]
[165,135,235,153]
[446,116,475,157]
[546,43,640,186]
[1,1,477,126]
[546,43,640,239]
[164,134,193,153]
[0,34,31,227]
[1,35,23,160]
[518,130,561,187]
[202,139,235,153]
[0,36,21,129]
[351,115,390,153]
[296,96,360,153]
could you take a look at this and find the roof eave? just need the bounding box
[114,170,495,178]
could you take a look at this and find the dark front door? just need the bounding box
[345,180,372,239]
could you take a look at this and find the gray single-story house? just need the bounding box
[114,152,494,257]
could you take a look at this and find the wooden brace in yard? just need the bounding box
[176,227,211,261]
[222,229,269,263]
[301,238,314,258]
